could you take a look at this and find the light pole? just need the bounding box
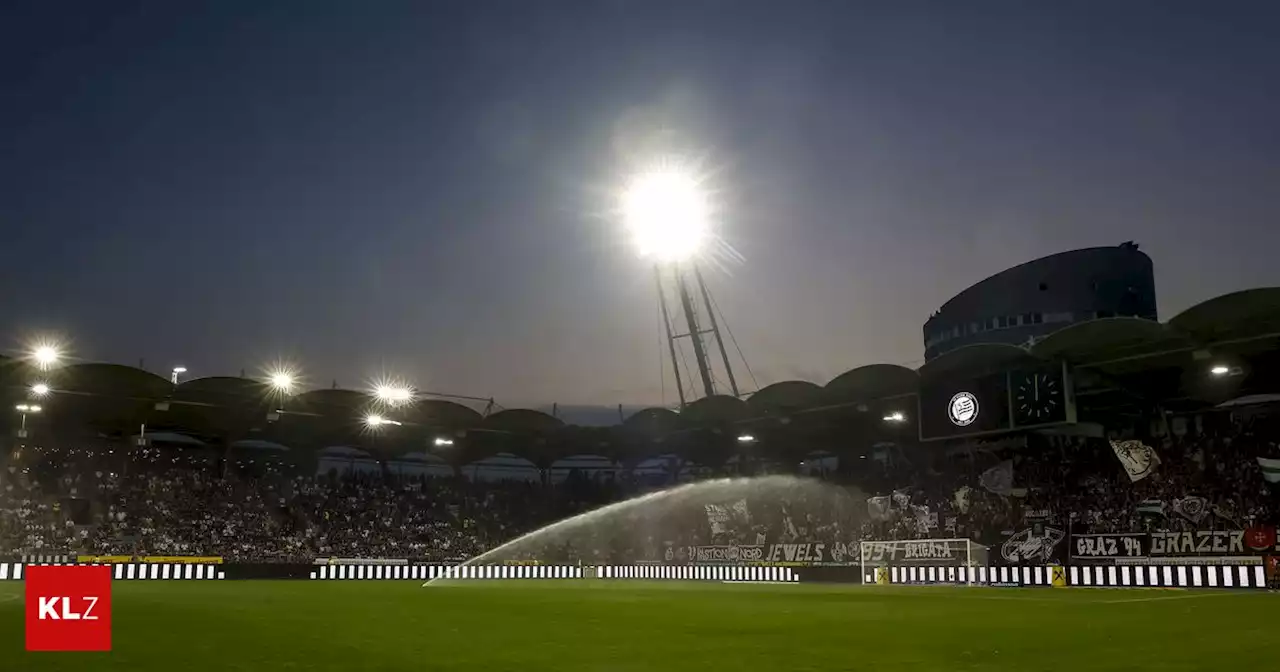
[622,163,743,407]
[14,403,41,438]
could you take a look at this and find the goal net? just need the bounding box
[859,538,989,585]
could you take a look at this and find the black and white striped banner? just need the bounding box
[1070,563,1266,589]
[1,562,224,581]
[312,563,799,582]
[870,563,1268,589]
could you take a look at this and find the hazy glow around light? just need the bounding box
[373,381,415,406]
[30,343,62,369]
[30,383,50,397]
[365,414,402,428]
[622,166,709,262]
[268,371,296,393]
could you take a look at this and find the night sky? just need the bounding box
[2,1,1278,413]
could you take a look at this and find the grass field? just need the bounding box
[1,580,1274,671]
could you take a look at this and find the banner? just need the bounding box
[1146,530,1280,556]
[1071,533,1147,559]
[859,540,959,563]
[680,542,857,566]
[999,526,1065,564]
[1110,439,1160,482]
[1244,526,1277,552]
[311,558,406,566]
[1172,496,1209,523]
[980,460,1014,495]
[684,545,764,564]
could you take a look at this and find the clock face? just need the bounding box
[1014,372,1064,424]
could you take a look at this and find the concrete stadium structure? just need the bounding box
[2,287,1277,473]
[923,243,1157,361]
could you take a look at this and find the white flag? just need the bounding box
[980,461,1014,496]
[954,486,972,514]
[1110,439,1160,482]
[729,498,751,523]
[704,503,730,535]
[867,496,893,521]
[911,505,932,534]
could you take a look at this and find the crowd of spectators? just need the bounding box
[2,410,1278,563]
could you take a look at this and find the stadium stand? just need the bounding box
[1,288,1279,572]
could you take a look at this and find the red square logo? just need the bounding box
[25,565,112,652]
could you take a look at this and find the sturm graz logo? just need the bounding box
[948,392,979,427]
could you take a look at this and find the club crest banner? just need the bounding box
[999,527,1065,564]
[1110,439,1160,482]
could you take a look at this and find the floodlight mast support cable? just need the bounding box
[674,263,717,399]
[656,265,688,409]
[694,265,740,398]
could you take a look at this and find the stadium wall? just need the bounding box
[923,243,1157,360]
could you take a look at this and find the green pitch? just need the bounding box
[1,580,1274,670]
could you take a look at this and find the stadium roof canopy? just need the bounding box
[4,287,1277,466]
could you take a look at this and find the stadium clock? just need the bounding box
[1010,368,1068,427]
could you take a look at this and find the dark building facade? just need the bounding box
[923,243,1157,361]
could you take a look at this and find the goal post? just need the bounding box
[859,538,988,585]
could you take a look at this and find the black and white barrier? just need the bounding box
[1,562,225,581]
[310,563,799,582]
[21,554,73,564]
[1070,564,1267,589]
[871,565,1061,587]
[867,563,1268,589]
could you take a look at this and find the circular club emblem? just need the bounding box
[948,392,979,427]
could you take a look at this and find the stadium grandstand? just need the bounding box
[3,286,1279,569]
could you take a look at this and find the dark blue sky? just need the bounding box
[2,1,1277,409]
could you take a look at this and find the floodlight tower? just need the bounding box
[623,165,741,408]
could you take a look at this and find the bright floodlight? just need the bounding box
[172,366,187,374]
[433,437,454,447]
[30,383,50,397]
[1210,364,1230,376]
[736,434,755,443]
[365,414,402,429]
[269,371,295,393]
[883,411,906,423]
[622,167,709,262]
[15,404,41,413]
[374,384,414,406]
[31,343,62,370]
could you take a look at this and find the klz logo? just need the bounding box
[25,565,112,651]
